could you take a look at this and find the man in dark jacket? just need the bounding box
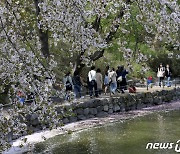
[72,71,83,98]
[165,64,172,87]
[118,66,128,93]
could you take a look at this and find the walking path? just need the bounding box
[62,84,180,105]
[1,84,180,118]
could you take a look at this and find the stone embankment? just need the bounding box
[27,88,180,131]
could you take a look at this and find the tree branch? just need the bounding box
[90,0,131,61]
[75,0,131,71]
[92,15,101,32]
[92,1,108,32]
[89,49,105,61]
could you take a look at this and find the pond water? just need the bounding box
[33,110,180,154]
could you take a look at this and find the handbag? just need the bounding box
[117,76,122,82]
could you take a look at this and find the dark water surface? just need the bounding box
[33,110,180,154]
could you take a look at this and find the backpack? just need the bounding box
[129,86,136,93]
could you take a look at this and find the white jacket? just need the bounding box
[157,67,165,77]
[88,70,96,82]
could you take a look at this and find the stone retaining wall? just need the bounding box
[29,88,180,129]
[10,88,180,140]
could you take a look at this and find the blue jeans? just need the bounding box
[166,77,171,87]
[147,80,152,85]
[74,85,81,98]
[110,82,117,93]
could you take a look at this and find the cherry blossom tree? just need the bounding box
[0,0,179,151]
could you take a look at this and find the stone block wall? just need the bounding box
[32,88,180,127]
[11,88,180,140]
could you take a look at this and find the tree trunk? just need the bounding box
[33,0,49,58]
[73,51,86,73]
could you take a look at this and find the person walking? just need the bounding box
[109,68,117,95]
[88,66,98,98]
[104,71,109,95]
[63,72,73,100]
[165,64,172,87]
[147,76,153,88]
[116,66,122,93]
[96,68,103,95]
[119,66,128,93]
[72,71,83,98]
[157,63,165,87]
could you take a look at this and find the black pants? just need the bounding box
[120,78,127,90]
[117,81,121,90]
[89,80,98,97]
[159,77,164,87]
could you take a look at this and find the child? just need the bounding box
[17,91,25,105]
[147,76,153,88]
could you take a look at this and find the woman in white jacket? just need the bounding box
[157,63,165,87]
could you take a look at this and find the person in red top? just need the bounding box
[147,76,153,85]
[17,91,25,105]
